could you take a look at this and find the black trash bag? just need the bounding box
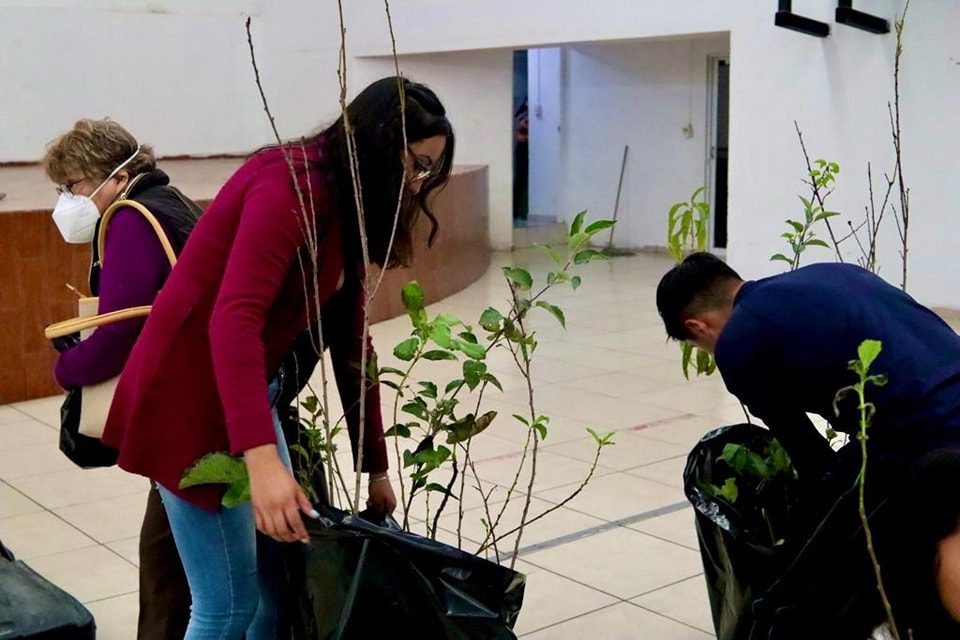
[683,423,803,640]
[0,540,96,639]
[281,505,526,640]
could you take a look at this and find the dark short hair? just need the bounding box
[656,252,742,341]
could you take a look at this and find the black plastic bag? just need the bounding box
[0,541,96,639]
[281,505,526,640]
[58,388,119,469]
[683,423,802,640]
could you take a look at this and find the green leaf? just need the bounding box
[418,381,438,399]
[180,452,248,489]
[378,366,405,378]
[857,339,883,371]
[720,443,769,479]
[787,220,805,234]
[429,323,453,349]
[533,422,548,440]
[690,186,707,202]
[384,423,412,438]
[402,401,428,420]
[806,239,830,248]
[402,449,416,468]
[222,482,252,508]
[512,414,530,426]
[535,242,565,266]
[425,482,457,498]
[463,360,487,390]
[770,254,793,264]
[570,276,582,291]
[502,267,533,291]
[535,301,566,329]
[288,443,311,462]
[458,331,479,345]
[454,340,487,361]
[716,477,739,502]
[569,231,590,251]
[570,211,587,236]
[479,307,504,333]
[483,373,504,392]
[445,379,464,394]
[798,195,813,211]
[401,281,427,327]
[422,350,457,361]
[695,348,714,376]
[574,249,606,265]
[584,219,616,236]
[393,337,420,362]
[445,410,497,444]
[301,395,319,415]
[433,313,461,329]
[681,341,693,380]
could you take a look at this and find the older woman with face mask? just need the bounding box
[43,118,199,640]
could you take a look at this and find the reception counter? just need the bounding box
[0,161,489,403]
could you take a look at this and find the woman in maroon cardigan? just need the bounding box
[102,77,454,639]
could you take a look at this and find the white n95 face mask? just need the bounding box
[51,145,141,244]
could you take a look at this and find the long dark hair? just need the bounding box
[313,77,454,269]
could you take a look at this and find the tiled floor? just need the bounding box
[0,249,741,638]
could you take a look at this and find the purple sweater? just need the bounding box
[55,208,172,388]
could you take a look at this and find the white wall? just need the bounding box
[6,0,960,306]
[726,0,960,308]
[353,50,514,250]
[528,35,729,248]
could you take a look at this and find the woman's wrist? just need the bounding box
[368,471,390,484]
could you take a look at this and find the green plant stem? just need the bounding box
[483,440,604,553]
[856,384,900,640]
[431,381,490,541]
[390,343,425,530]
[466,454,501,563]
[507,286,541,570]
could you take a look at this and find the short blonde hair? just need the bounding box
[43,118,156,184]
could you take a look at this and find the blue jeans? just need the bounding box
[158,382,293,640]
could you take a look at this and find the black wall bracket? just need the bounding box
[836,0,891,34]
[775,0,831,38]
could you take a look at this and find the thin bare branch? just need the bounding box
[795,121,844,262]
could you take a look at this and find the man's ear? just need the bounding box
[683,317,707,339]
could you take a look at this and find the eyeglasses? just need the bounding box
[407,147,437,183]
[55,178,86,196]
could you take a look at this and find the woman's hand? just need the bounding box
[367,472,397,516]
[245,443,317,542]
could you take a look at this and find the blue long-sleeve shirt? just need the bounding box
[715,263,960,477]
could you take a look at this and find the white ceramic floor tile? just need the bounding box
[511,560,617,636]
[522,601,712,639]
[0,441,79,480]
[0,419,58,451]
[0,481,44,518]
[25,545,139,603]
[628,507,701,551]
[633,575,714,634]
[55,490,149,544]
[106,536,141,567]
[545,431,687,472]
[9,396,64,429]
[85,592,140,640]
[0,511,96,559]
[523,527,703,599]
[8,467,149,510]
[536,472,685,523]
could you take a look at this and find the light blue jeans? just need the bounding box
[158,381,293,640]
